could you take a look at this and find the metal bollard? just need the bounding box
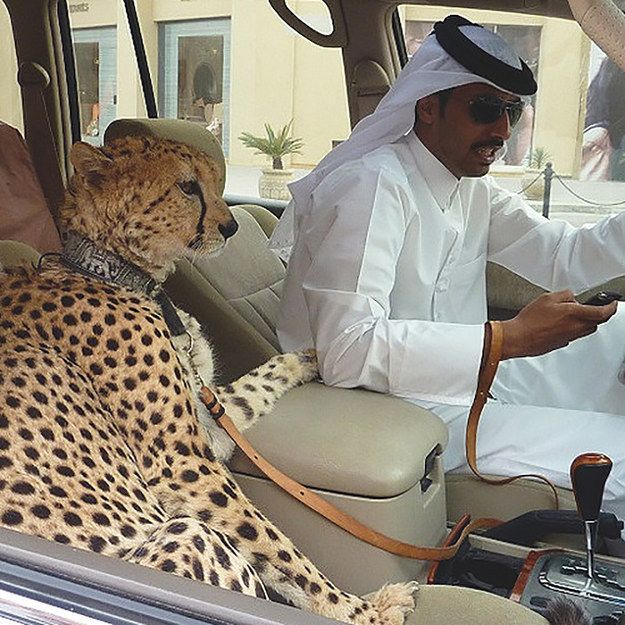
[542,162,554,219]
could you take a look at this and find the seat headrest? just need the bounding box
[103,118,226,195]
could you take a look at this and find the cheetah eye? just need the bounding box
[177,179,200,197]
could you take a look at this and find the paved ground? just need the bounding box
[496,172,625,226]
[224,164,625,227]
[224,165,309,198]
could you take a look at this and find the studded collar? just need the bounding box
[59,231,186,337]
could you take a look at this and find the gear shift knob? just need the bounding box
[570,453,613,521]
[570,453,613,583]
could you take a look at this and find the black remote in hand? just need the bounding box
[584,291,623,306]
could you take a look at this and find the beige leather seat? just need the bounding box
[0,122,61,253]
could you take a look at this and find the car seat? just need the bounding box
[0,122,61,253]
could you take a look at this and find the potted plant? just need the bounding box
[522,147,553,201]
[239,121,304,200]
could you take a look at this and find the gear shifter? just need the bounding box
[570,453,613,582]
[515,454,623,619]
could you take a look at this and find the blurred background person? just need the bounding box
[581,55,625,181]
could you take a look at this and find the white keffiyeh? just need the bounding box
[269,22,530,260]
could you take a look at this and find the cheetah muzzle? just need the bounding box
[0,136,417,625]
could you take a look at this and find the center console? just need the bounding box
[433,453,625,624]
[514,453,625,622]
[514,550,625,623]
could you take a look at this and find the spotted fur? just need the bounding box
[0,137,417,624]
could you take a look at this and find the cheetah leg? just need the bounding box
[165,472,416,625]
[123,517,267,599]
[214,350,318,431]
[199,350,318,462]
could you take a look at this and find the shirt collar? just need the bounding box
[405,131,460,211]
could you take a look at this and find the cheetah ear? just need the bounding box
[70,141,112,186]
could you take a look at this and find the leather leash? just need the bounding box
[465,321,560,508]
[199,320,558,561]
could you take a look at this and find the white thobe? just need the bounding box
[277,131,625,522]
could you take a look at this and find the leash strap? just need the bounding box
[465,321,560,508]
[17,62,66,225]
[199,320,557,561]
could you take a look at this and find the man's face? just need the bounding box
[415,83,521,178]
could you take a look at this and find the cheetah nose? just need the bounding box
[219,219,239,240]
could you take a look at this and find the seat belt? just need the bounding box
[17,61,67,226]
[200,320,558,561]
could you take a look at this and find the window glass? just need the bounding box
[285,0,334,35]
[0,3,23,133]
[158,19,230,154]
[66,1,349,200]
[67,1,124,145]
[400,6,625,225]
[72,27,118,144]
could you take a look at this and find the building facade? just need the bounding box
[0,1,599,178]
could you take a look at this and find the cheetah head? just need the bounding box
[60,136,238,280]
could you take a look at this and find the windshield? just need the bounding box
[3,2,624,220]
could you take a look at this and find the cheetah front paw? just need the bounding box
[361,582,418,625]
[280,349,319,385]
[297,348,319,381]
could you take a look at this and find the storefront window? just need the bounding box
[159,23,229,152]
[72,28,119,144]
[68,1,119,146]
[181,37,225,144]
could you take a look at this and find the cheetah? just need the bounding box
[0,136,417,624]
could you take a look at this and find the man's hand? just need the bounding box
[500,290,617,360]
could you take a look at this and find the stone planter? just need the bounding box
[259,168,294,201]
[522,167,545,201]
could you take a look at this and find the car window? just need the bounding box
[399,6,625,226]
[67,0,350,200]
[0,2,23,134]
[67,3,130,145]
[0,527,332,625]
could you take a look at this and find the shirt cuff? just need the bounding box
[391,322,485,406]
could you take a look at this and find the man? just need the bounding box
[581,55,625,180]
[269,15,625,523]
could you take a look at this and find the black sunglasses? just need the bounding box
[468,95,525,128]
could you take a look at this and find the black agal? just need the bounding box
[433,15,537,96]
